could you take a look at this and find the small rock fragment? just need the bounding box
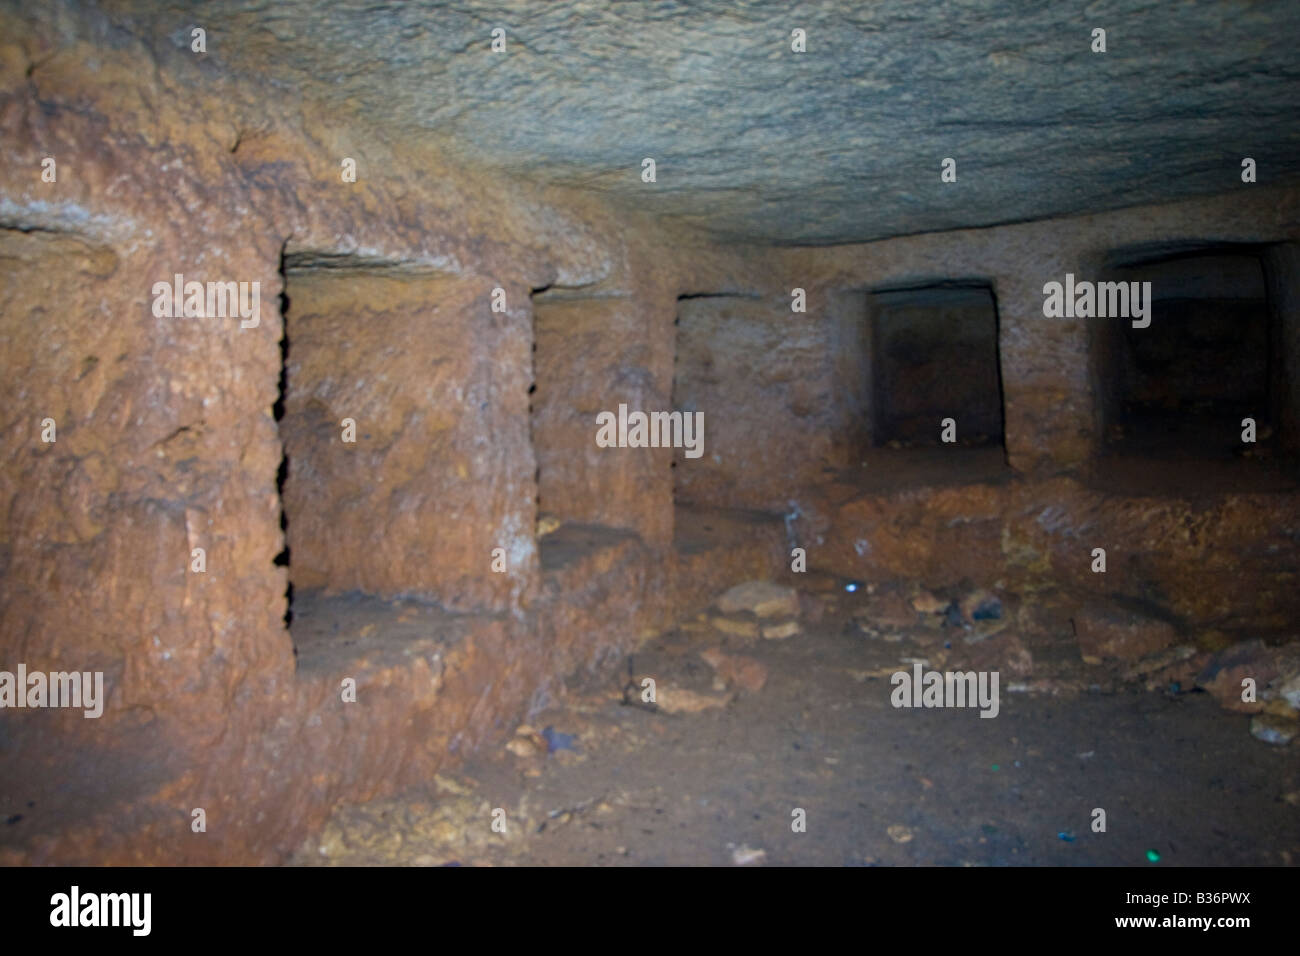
[1263,697,1295,717]
[910,590,947,614]
[887,824,914,844]
[1074,604,1179,662]
[1199,640,1280,713]
[1250,713,1298,746]
[954,632,1033,677]
[699,648,768,693]
[717,580,800,618]
[656,685,732,715]
[762,620,801,640]
[711,616,759,639]
[505,737,539,758]
[862,590,920,627]
[731,844,766,865]
[963,617,1008,644]
[541,726,578,753]
[1279,672,1300,710]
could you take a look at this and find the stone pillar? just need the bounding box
[992,261,1098,472]
[824,289,873,461]
[0,226,292,738]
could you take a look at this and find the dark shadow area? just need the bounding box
[869,284,1005,450]
[1100,251,1270,460]
[274,254,294,632]
[1089,247,1297,494]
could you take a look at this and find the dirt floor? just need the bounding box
[289,582,1300,867]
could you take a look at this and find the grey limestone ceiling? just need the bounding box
[109,0,1300,244]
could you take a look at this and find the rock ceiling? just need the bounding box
[106,0,1300,244]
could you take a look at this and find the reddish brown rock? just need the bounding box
[673,295,863,511]
[282,273,536,612]
[533,295,674,548]
[910,590,948,615]
[1122,646,1210,692]
[0,17,786,866]
[699,648,769,694]
[1198,641,1280,713]
[1072,605,1179,663]
[3,1,1300,870]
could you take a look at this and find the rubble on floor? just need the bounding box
[832,577,1300,745]
[288,573,1299,866]
[289,775,533,867]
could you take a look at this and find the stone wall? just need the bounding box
[0,7,781,864]
[778,189,1300,473]
[3,1,1299,866]
[672,293,871,512]
[533,293,675,547]
[765,194,1300,634]
[282,271,536,611]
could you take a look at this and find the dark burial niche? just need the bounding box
[868,284,1005,450]
[1096,250,1271,461]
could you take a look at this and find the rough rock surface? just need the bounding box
[0,4,782,864]
[796,472,1300,637]
[3,0,1300,866]
[533,295,674,547]
[282,272,536,610]
[94,0,1300,244]
[674,295,866,505]
[699,648,768,694]
[1073,604,1179,663]
[1198,641,1280,714]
